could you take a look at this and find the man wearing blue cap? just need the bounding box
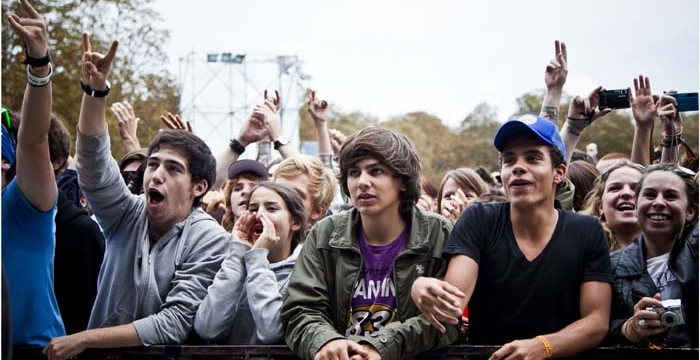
[412,114,613,359]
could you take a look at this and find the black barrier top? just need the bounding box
[12,345,700,360]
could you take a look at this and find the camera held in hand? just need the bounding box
[646,299,685,327]
[598,89,631,109]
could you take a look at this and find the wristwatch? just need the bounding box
[273,136,290,150]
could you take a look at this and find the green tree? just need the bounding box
[2,0,179,158]
[512,90,546,118]
[455,103,502,172]
[383,112,458,185]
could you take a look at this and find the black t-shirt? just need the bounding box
[443,202,612,345]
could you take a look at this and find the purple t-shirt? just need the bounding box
[345,226,408,336]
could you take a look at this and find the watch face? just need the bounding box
[277,136,289,145]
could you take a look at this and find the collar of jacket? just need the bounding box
[327,206,432,253]
[613,232,687,278]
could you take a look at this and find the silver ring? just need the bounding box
[638,319,647,328]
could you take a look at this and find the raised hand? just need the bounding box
[160,112,193,132]
[263,89,280,111]
[308,90,329,123]
[544,40,568,90]
[253,95,283,140]
[441,188,470,225]
[110,101,141,151]
[237,113,268,147]
[7,0,48,62]
[565,86,613,136]
[329,128,347,157]
[81,33,118,91]
[657,93,682,135]
[631,75,656,128]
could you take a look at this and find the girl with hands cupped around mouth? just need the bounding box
[194,181,306,344]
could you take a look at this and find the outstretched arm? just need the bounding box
[629,76,656,165]
[110,101,142,152]
[308,91,333,168]
[255,90,300,159]
[212,112,268,190]
[657,94,683,164]
[539,40,568,122]
[77,33,118,136]
[560,86,612,164]
[8,0,56,211]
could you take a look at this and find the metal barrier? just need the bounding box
[13,345,699,360]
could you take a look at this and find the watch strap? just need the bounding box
[80,78,111,98]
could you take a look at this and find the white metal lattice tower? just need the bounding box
[177,52,305,163]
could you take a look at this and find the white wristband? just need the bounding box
[26,63,53,87]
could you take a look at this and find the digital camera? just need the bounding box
[598,89,631,109]
[646,299,685,327]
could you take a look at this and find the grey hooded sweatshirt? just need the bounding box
[194,241,300,344]
[76,131,229,345]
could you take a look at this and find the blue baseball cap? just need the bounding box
[493,114,567,162]
[1,122,16,166]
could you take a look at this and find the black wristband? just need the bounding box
[22,50,51,67]
[80,78,110,98]
[229,138,246,155]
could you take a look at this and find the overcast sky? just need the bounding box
[153,0,698,129]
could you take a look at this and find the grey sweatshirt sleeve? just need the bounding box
[75,130,141,238]
[194,241,249,341]
[244,248,289,343]
[133,221,229,344]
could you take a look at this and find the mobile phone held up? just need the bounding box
[598,89,630,109]
[670,92,699,112]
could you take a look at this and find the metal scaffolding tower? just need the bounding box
[177,52,305,164]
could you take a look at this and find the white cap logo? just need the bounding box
[517,114,538,125]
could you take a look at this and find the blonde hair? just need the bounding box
[273,154,337,216]
[580,161,645,249]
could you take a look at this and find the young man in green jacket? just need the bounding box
[282,127,458,360]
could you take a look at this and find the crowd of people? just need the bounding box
[2,1,698,360]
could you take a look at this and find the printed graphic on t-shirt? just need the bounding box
[345,226,407,336]
[647,254,682,300]
[653,266,681,300]
[346,271,398,336]
[345,303,397,336]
